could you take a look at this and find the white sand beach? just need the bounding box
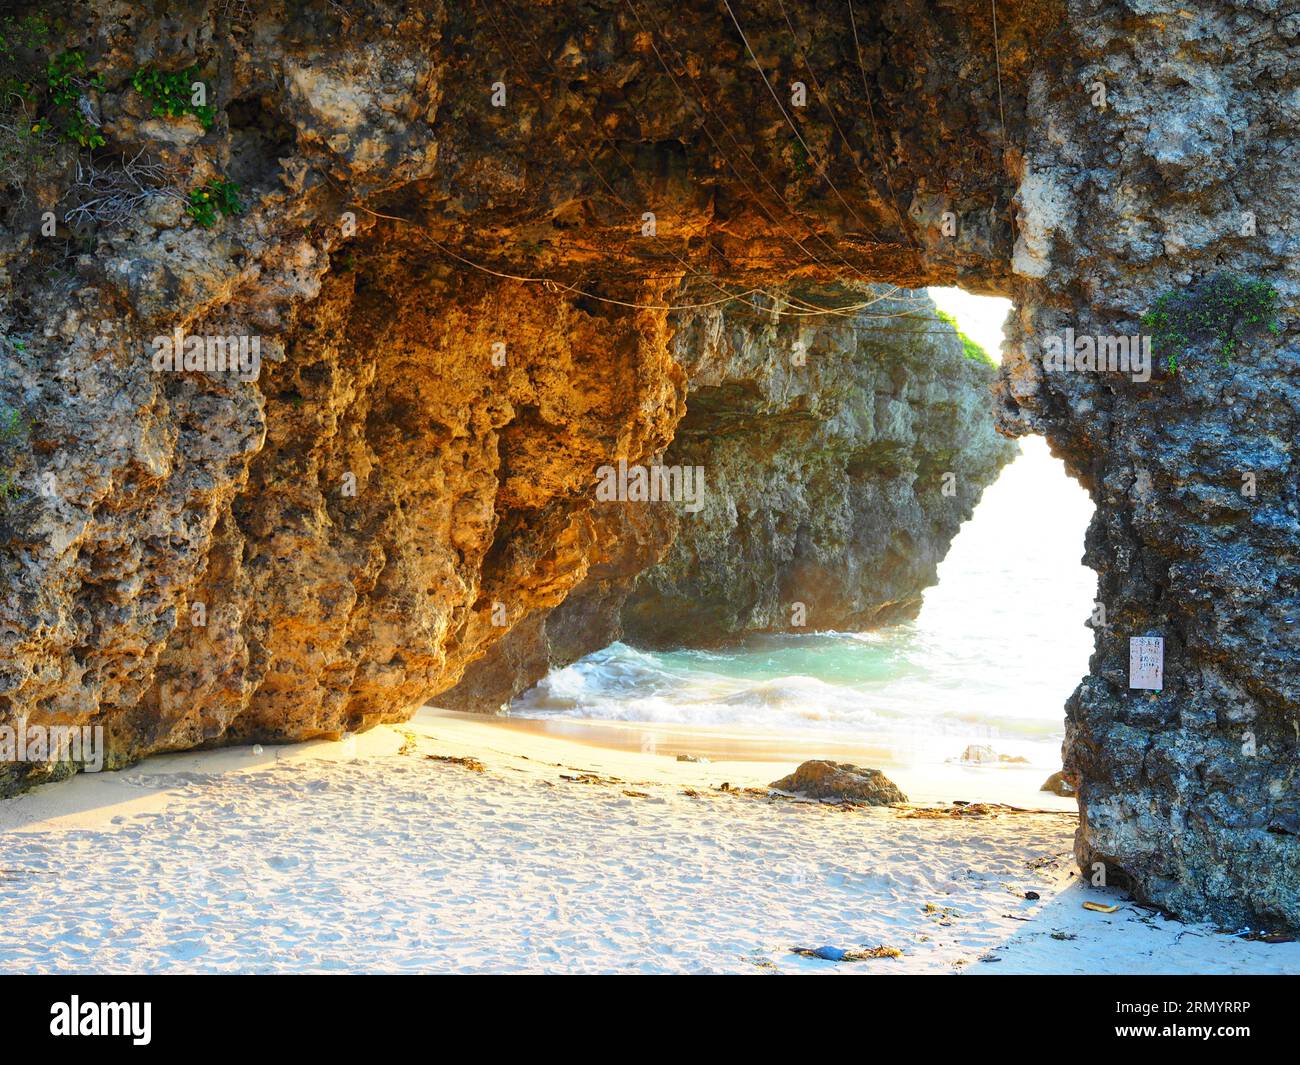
[0,707,1294,975]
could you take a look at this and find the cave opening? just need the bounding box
[482,287,1097,809]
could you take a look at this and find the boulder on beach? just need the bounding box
[953,744,1030,765]
[958,744,999,764]
[1041,770,1077,796]
[770,761,907,805]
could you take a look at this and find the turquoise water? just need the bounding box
[511,436,1097,771]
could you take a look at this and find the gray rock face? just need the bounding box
[995,5,1300,931]
[770,760,907,805]
[622,287,1016,646]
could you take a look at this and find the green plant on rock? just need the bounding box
[1142,274,1282,376]
[43,49,106,148]
[0,14,50,102]
[0,403,30,504]
[0,111,53,197]
[0,402,29,438]
[790,139,809,177]
[186,178,242,228]
[0,13,50,76]
[1,21,107,154]
[1,20,62,197]
[131,65,215,130]
[0,14,50,48]
[935,309,997,368]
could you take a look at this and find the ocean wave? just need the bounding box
[511,639,1066,751]
[510,441,1091,764]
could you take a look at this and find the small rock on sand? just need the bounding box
[953,744,1029,765]
[769,760,907,805]
[1040,770,1077,796]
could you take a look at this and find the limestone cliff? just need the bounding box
[1,0,1297,930]
[624,287,1015,645]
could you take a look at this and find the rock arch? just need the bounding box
[0,0,1295,928]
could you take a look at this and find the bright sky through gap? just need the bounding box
[928,286,1012,364]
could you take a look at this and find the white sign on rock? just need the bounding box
[1129,636,1164,690]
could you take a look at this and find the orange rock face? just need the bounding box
[127,249,687,757]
